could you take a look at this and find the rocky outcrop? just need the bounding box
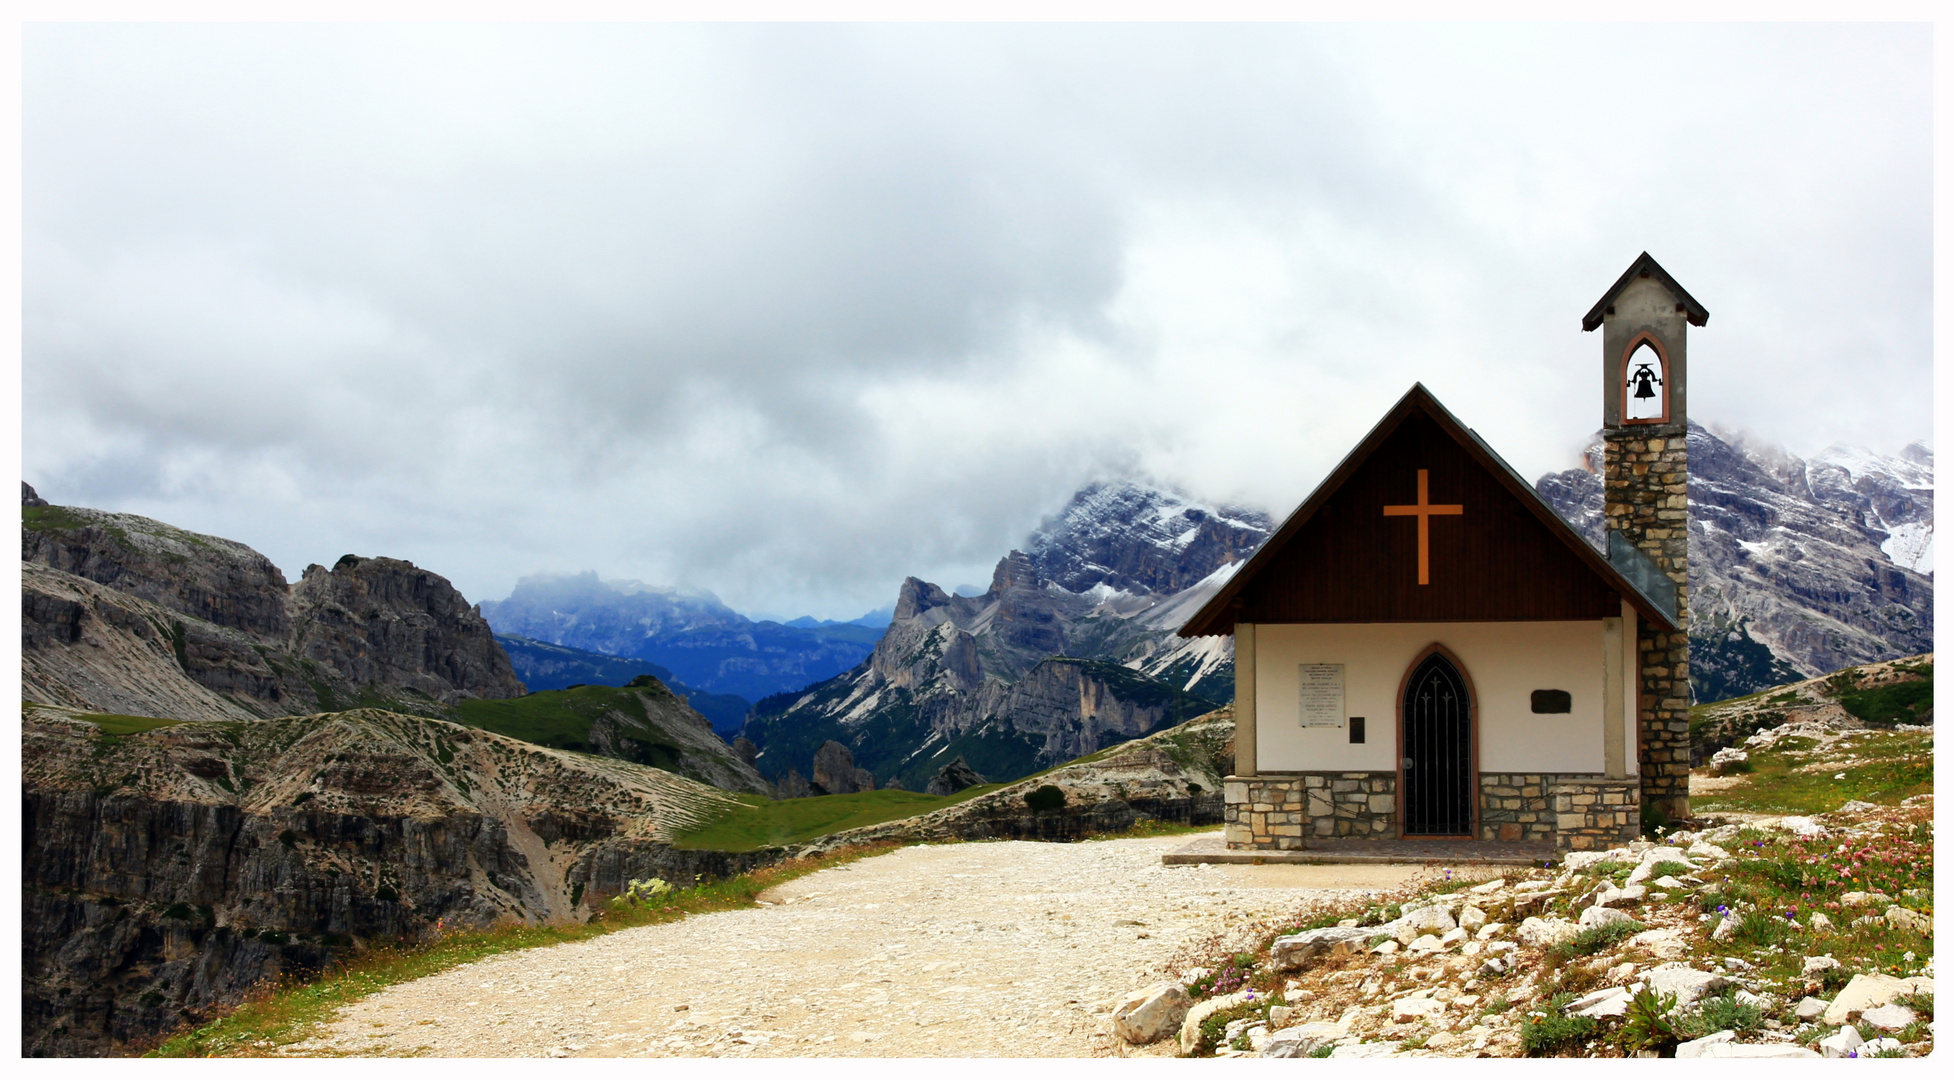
[21,706,771,1056]
[22,502,527,723]
[290,555,524,704]
[925,756,987,796]
[24,480,49,506]
[810,740,875,795]
[795,708,1232,852]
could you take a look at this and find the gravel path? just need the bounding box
[288,833,1429,1058]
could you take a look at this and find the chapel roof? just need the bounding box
[1581,251,1710,332]
[1176,383,1682,637]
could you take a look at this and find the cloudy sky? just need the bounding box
[23,22,1932,620]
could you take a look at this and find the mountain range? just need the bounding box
[738,481,1271,791]
[478,573,885,705]
[1534,424,1933,703]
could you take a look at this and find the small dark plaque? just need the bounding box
[1349,717,1366,743]
[1531,689,1572,714]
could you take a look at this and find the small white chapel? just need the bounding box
[1178,253,1703,852]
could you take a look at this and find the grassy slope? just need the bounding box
[670,785,1005,851]
[1693,729,1934,815]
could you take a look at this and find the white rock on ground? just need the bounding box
[1642,965,1730,1007]
[1822,973,1930,1026]
[1270,926,1373,970]
[1818,1025,1864,1058]
[1578,905,1638,931]
[1112,982,1191,1045]
[1857,1004,1917,1032]
[1794,997,1829,1022]
[1674,1030,1735,1057]
[1179,991,1251,1055]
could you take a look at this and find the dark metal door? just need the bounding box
[1401,652,1473,835]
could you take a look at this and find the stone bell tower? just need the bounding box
[1583,252,1707,825]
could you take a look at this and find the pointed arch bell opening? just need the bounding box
[1621,333,1670,424]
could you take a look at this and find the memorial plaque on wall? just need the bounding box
[1298,664,1345,728]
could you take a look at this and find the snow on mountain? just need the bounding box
[1535,424,1934,704]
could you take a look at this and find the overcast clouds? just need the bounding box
[23,22,1931,619]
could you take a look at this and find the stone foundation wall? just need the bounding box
[1477,773,1553,842]
[1222,773,1395,849]
[1223,771,1642,850]
[1551,776,1642,851]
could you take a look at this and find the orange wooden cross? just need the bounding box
[1382,469,1463,585]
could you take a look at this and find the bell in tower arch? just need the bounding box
[1622,337,1668,422]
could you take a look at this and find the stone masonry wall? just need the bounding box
[1223,774,1395,849]
[1477,773,1553,843]
[1551,776,1642,851]
[1605,431,1691,822]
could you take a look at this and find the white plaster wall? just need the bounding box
[1254,622,1607,773]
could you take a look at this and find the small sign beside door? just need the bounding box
[1298,663,1345,728]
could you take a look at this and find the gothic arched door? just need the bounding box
[1399,649,1476,836]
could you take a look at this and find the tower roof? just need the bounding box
[1582,252,1710,332]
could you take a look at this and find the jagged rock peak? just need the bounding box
[989,549,1044,594]
[23,481,48,507]
[892,576,957,621]
[1023,478,1272,597]
[925,756,988,796]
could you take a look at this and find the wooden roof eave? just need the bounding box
[1176,383,1682,638]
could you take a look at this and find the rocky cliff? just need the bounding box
[22,500,526,722]
[290,555,524,704]
[1534,426,1933,702]
[22,705,776,1057]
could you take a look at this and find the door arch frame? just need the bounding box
[1394,642,1481,839]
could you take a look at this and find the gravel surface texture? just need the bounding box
[288,833,1429,1058]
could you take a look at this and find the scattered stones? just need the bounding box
[1474,922,1506,941]
[1801,955,1841,977]
[1808,913,1835,932]
[1438,928,1469,949]
[1458,906,1486,934]
[1112,982,1192,1045]
[1709,747,1749,773]
[1594,884,1648,907]
[1407,934,1444,954]
[1469,879,1505,894]
[1794,997,1829,1022]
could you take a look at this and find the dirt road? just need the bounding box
[289,833,1432,1058]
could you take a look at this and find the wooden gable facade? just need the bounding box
[1180,384,1676,638]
